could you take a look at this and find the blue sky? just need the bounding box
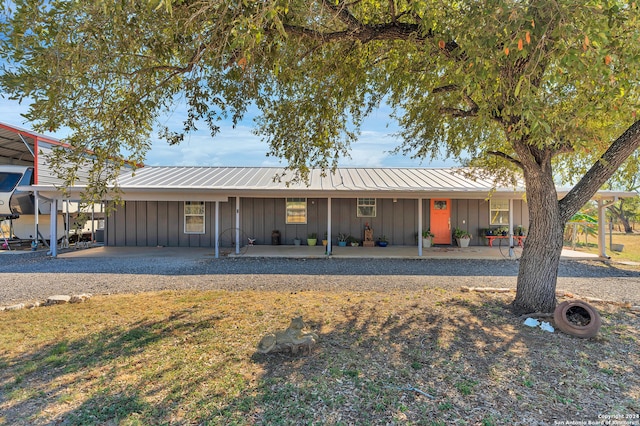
[1,94,457,168]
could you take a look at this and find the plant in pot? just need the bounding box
[322,232,328,247]
[495,226,509,237]
[307,232,318,246]
[347,235,359,247]
[453,228,472,248]
[515,225,527,237]
[293,236,302,246]
[377,235,389,247]
[422,229,435,248]
[337,233,349,247]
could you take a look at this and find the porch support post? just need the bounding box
[34,190,39,243]
[418,198,423,256]
[326,197,332,255]
[235,196,240,255]
[65,200,70,244]
[597,198,616,258]
[91,203,95,242]
[215,201,220,258]
[508,199,514,249]
[49,198,58,257]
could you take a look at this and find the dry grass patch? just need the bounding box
[0,289,638,425]
[569,232,640,263]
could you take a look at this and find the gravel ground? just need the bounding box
[1,251,640,306]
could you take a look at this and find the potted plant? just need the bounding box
[495,226,509,236]
[347,235,359,247]
[322,232,328,247]
[293,237,302,246]
[337,233,349,247]
[307,232,318,246]
[377,235,389,247]
[422,229,435,248]
[453,228,472,248]
[515,225,527,237]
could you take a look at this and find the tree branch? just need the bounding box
[322,0,366,33]
[432,84,458,94]
[438,94,479,118]
[283,21,424,43]
[559,120,640,221]
[488,151,523,168]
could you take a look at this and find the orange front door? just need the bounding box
[430,199,451,245]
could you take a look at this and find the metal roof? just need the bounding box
[113,166,525,199]
[0,121,61,166]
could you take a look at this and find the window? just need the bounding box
[357,198,376,217]
[434,200,448,210]
[0,172,21,192]
[286,198,307,224]
[490,199,510,225]
[184,201,205,234]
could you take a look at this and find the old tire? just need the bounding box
[553,301,601,338]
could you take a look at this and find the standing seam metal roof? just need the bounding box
[116,166,522,193]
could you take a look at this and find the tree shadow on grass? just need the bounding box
[1,293,638,425]
[217,296,639,425]
[0,308,226,425]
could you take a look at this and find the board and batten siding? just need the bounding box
[106,200,237,247]
[105,197,528,247]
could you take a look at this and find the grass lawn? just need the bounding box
[1,289,638,425]
[568,232,640,263]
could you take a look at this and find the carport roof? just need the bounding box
[0,121,61,166]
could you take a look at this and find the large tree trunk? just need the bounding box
[511,120,640,313]
[512,158,564,314]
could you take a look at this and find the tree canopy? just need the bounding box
[1,0,639,312]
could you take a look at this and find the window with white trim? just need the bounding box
[490,199,509,225]
[184,201,205,234]
[357,198,376,217]
[286,198,307,224]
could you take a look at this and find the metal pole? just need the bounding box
[326,197,332,255]
[49,199,58,257]
[34,190,39,243]
[597,199,607,258]
[215,201,220,258]
[418,197,423,256]
[508,199,515,258]
[235,196,240,254]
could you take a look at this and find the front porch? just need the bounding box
[52,244,601,261]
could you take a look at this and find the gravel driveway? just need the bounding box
[1,250,639,306]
